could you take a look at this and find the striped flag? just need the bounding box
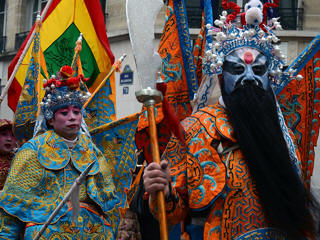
[8,0,115,124]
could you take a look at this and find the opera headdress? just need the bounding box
[203,0,298,83]
[40,65,91,121]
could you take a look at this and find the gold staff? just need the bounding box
[136,87,168,240]
[126,0,169,237]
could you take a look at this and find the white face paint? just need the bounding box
[222,48,269,94]
[48,105,82,140]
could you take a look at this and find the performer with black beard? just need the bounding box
[143,1,319,239]
[221,48,317,239]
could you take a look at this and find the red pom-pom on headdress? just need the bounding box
[67,77,80,90]
[222,0,241,23]
[60,65,74,78]
[55,80,67,88]
[43,78,56,88]
[43,66,88,91]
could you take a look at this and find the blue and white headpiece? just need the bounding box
[203,0,299,83]
[40,65,91,121]
[33,66,91,138]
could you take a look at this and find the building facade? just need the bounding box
[1,0,319,119]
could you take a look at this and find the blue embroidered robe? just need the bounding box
[0,130,120,239]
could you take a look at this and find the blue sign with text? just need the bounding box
[120,65,134,85]
[123,86,129,95]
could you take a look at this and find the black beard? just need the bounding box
[221,83,315,239]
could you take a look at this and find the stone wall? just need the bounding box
[303,0,320,31]
[107,0,166,34]
[5,0,21,52]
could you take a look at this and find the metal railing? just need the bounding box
[185,6,304,31]
[186,6,203,29]
[15,31,29,51]
[275,8,304,30]
[0,36,6,53]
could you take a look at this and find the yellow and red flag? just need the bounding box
[8,0,115,119]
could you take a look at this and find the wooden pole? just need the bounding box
[83,54,126,108]
[83,68,115,108]
[146,105,169,240]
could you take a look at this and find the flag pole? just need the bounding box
[35,14,42,117]
[83,54,126,108]
[0,0,54,108]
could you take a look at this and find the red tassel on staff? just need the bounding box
[156,81,186,146]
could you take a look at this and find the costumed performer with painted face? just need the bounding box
[0,119,17,190]
[0,66,119,239]
[143,1,319,239]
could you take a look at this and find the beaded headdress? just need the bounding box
[40,65,90,121]
[196,0,302,177]
[0,119,12,131]
[203,0,298,84]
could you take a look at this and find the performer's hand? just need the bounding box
[143,160,171,198]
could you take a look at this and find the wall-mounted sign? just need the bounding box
[123,86,129,95]
[120,65,134,85]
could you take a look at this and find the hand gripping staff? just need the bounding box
[126,0,169,239]
[33,160,96,240]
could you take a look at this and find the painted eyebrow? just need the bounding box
[225,54,246,65]
[253,53,267,65]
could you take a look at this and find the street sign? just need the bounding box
[120,65,134,85]
[123,86,129,95]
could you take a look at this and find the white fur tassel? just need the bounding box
[245,0,263,25]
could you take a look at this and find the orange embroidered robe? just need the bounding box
[150,103,300,240]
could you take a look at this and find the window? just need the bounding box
[0,0,6,53]
[276,0,302,30]
[29,0,48,28]
[100,0,106,18]
[0,0,5,37]
[185,0,202,28]
[185,0,228,29]
[15,0,47,51]
[241,0,302,30]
